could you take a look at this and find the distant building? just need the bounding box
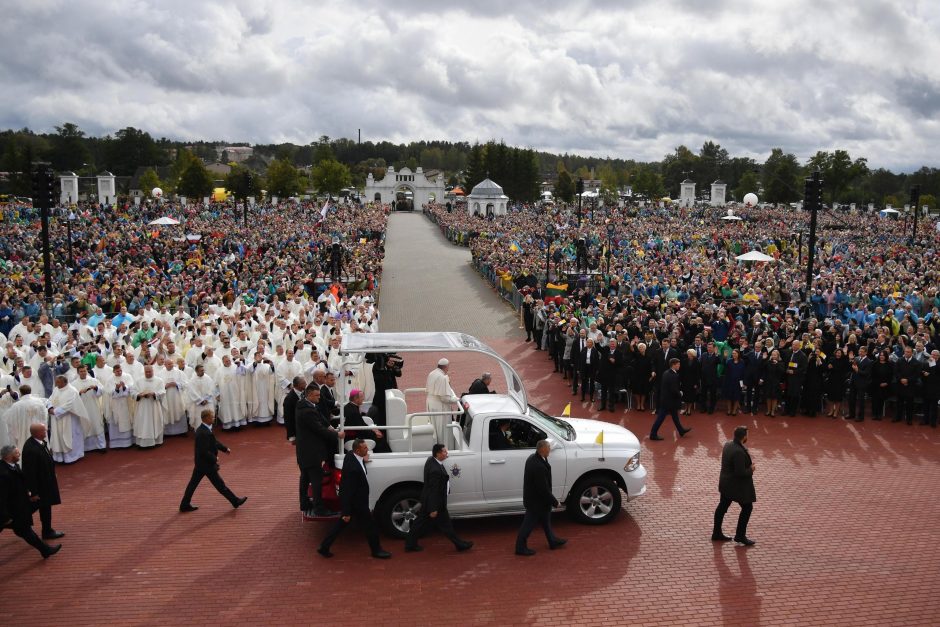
[219,146,254,163]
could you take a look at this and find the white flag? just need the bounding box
[319,201,330,222]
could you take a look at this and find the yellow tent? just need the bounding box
[212,188,229,202]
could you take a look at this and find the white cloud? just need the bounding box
[1,0,938,170]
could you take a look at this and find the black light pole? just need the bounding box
[576,177,584,227]
[909,184,921,243]
[66,195,75,269]
[545,223,555,284]
[605,222,614,275]
[32,163,55,305]
[804,170,822,300]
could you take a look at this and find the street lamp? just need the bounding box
[66,195,75,269]
[544,223,555,284]
[605,221,615,275]
[576,177,584,227]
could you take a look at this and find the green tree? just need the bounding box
[225,166,261,200]
[734,171,760,202]
[104,127,167,175]
[762,148,801,204]
[632,167,664,199]
[176,160,213,198]
[463,143,486,191]
[138,168,163,197]
[807,150,869,203]
[310,158,351,196]
[48,123,91,172]
[555,169,575,203]
[265,158,304,197]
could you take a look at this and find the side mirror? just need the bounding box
[549,439,562,451]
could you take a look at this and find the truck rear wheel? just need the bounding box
[377,486,422,539]
[567,475,621,525]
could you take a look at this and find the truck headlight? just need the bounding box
[624,452,640,472]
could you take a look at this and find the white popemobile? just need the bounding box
[334,332,647,538]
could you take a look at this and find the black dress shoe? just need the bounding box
[456,540,474,552]
[42,530,65,540]
[679,427,692,437]
[42,544,62,559]
[734,536,756,546]
[515,547,536,556]
[179,504,199,513]
[314,508,339,517]
[233,496,248,509]
[404,545,424,552]
[371,550,392,559]
[549,538,568,549]
[317,546,334,558]
[649,434,664,441]
[711,533,733,542]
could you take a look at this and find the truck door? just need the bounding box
[482,417,547,506]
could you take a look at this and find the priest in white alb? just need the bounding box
[274,349,303,424]
[249,352,276,424]
[104,364,135,449]
[426,358,460,446]
[73,364,106,451]
[47,375,92,463]
[161,359,189,436]
[187,364,218,429]
[133,365,166,448]
[4,385,48,449]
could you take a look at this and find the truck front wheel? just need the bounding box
[377,486,423,539]
[567,475,622,525]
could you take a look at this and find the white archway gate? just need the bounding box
[365,166,445,210]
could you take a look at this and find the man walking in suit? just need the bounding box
[295,384,343,516]
[847,346,872,422]
[405,444,473,553]
[650,358,692,441]
[283,376,306,443]
[515,440,567,556]
[179,409,248,512]
[317,439,391,559]
[712,426,757,546]
[0,444,61,558]
[21,423,64,540]
[576,338,598,402]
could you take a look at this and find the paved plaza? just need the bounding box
[1,213,938,626]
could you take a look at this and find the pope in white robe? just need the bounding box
[426,360,460,447]
[47,377,92,463]
[249,356,276,424]
[73,368,106,451]
[4,390,48,449]
[133,366,166,448]
[187,365,218,429]
[105,367,135,448]
[161,362,189,436]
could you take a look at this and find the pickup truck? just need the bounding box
[328,332,647,538]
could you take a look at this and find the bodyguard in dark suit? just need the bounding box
[597,339,623,412]
[699,344,721,414]
[468,373,495,395]
[21,423,63,539]
[650,358,691,440]
[295,384,343,515]
[0,445,61,558]
[317,439,391,559]
[575,340,598,401]
[283,376,306,442]
[712,426,757,546]
[179,409,247,512]
[893,347,922,425]
[847,346,872,422]
[515,440,566,556]
[405,444,473,552]
[784,341,808,416]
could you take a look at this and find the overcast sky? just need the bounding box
[2,0,938,171]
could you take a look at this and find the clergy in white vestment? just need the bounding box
[214,356,246,429]
[274,350,303,424]
[104,365,135,449]
[0,372,19,414]
[133,365,166,448]
[201,346,222,379]
[47,376,91,463]
[123,352,145,382]
[4,386,48,449]
[162,360,189,436]
[92,355,111,382]
[425,359,460,446]
[249,352,276,424]
[15,365,44,399]
[73,365,106,451]
[187,364,219,429]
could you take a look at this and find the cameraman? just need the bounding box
[368,353,402,426]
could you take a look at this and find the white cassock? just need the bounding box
[15,371,44,398]
[73,376,106,451]
[162,367,189,436]
[0,374,18,414]
[426,367,460,446]
[134,375,166,448]
[236,362,256,424]
[105,374,135,448]
[186,372,218,429]
[249,360,276,423]
[3,394,48,449]
[202,354,222,379]
[124,360,145,383]
[274,358,303,424]
[213,365,245,429]
[47,383,91,463]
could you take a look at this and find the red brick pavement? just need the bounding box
[2,334,939,626]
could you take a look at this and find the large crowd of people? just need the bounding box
[427,201,940,426]
[0,198,389,463]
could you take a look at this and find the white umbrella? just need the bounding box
[149,216,180,225]
[879,208,900,216]
[736,250,775,262]
[721,214,742,221]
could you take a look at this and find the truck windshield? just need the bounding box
[527,405,575,441]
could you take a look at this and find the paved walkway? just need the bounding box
[378,212,519,338]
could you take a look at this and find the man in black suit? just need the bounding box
[699,343,720,414]
[576,338,598,402]
[712,426,757,546]
[404,444,473,553]
[847,346,872,422]
[283,375,306,442]
[597,338,622,412]
[319,371,341,424]
[650,358,692,441]
[179,409,248,512]
[21,423,64,539]
[468,373,495,395]
[317,439,391,559]
[569,330,587,395]
[0,444,61,558]
[295,384,343,515]
[515,440,566,556]
[784,340,808,416]
[893,346,922,425]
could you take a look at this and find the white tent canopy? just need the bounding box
[736,250,775,262]
[721,214,742,221]
[148,216,180,225]
[879,208,900,216]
